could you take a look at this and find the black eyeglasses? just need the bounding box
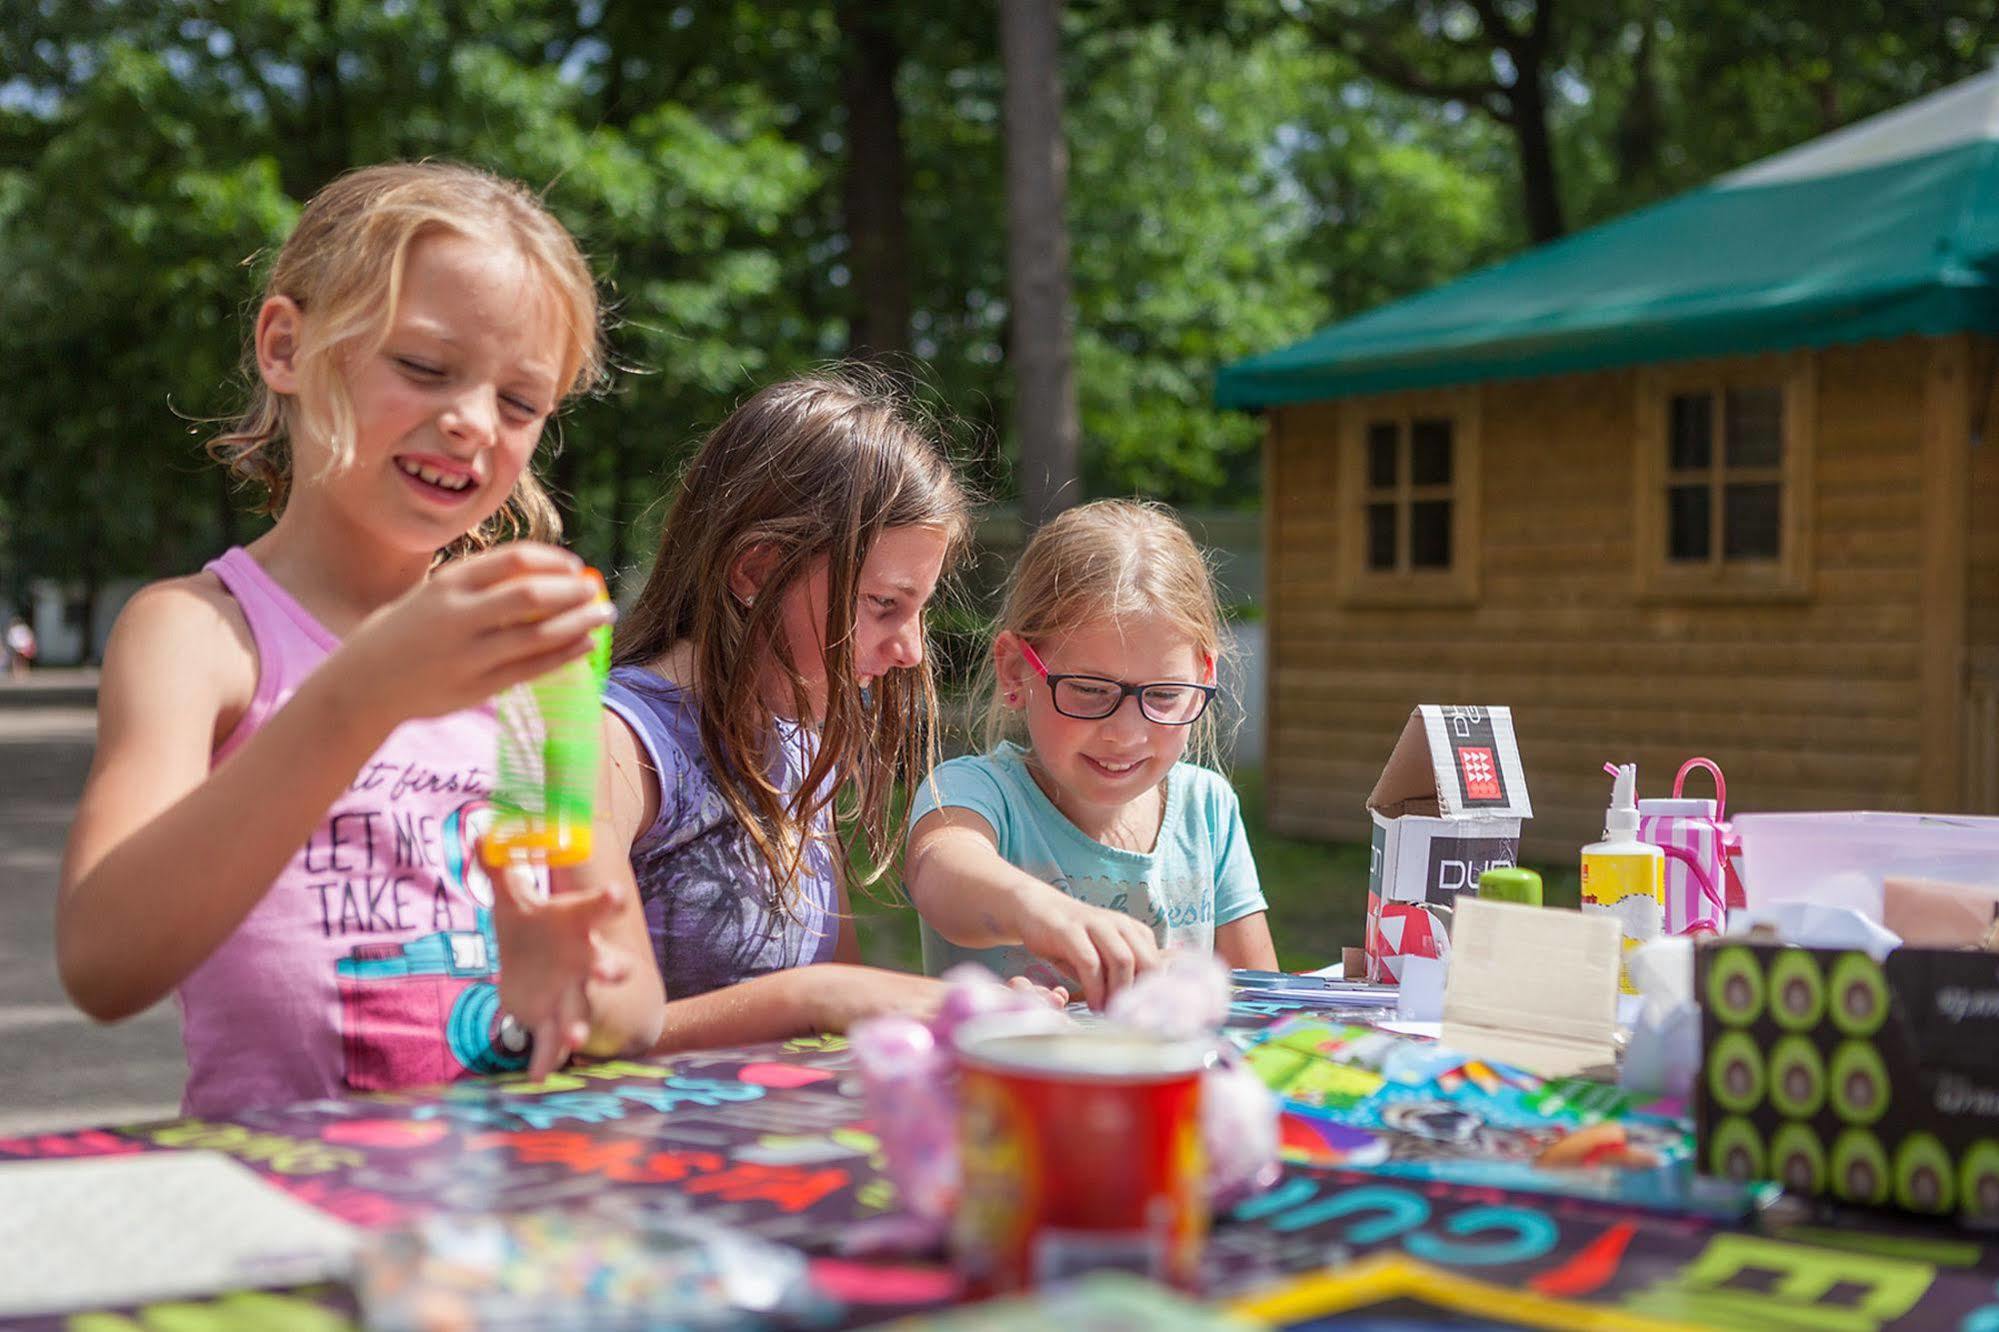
[1019,641,1217,725]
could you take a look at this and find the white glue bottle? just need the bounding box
[1580,762,1666,995]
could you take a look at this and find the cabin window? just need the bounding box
[1638,358,1813,602]
[1665,387,1783,563]
[1340,391,1480,605]
[1361,417,1454,572]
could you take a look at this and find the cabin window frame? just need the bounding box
[1635,354,1816,604]
[1337,387,1481,607]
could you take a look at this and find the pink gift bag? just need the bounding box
[1636,758,1732,937]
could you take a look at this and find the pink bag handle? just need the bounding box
[1661,842,1727,920]
[1673,757,1726,820]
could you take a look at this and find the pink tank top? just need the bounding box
[178,548,525,1116]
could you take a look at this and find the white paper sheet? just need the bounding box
[0,1150,358,1316]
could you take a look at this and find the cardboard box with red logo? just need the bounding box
[1364,705,1534,984]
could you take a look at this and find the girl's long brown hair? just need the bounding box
[615,370,971,911]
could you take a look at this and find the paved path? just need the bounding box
[0,672,185,1134]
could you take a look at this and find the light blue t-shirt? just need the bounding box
[908,741,1267,983]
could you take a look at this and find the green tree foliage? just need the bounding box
[1562,0,1999,226]
[0,0,814,599]
[1070,24,1514,502]
[3,0,1996,623]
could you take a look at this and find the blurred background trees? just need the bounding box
[2,0,1993,634]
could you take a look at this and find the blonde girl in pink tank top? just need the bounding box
[58,163,662,1115]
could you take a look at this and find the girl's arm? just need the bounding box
[627,723,945,1051]
[832,841,863,965]
[1209,781,1275,972]
[1216,911,1279,971]
[59,545,609,1021]
[59,579,382,1020]
[643,848,942,1052]
[905,807,1158,1010]
[649,964,943,1052]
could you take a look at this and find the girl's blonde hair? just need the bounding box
[207,161,602,556]
[980,499,1230,766]
[615,368,972,910]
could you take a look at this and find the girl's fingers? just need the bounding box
[529,1017,567,1081]
[494,858,544,909]
[1095,927,1136,1000]
[529,986,588,1080]
[1062,930,1106,1011]
[588,943,631,986]
[1112,917,1158,971]
[560,986,591,1055]
[448,542,584,590]
[465,571,604,631]
[468,598,611,680]
[549,863,624,908]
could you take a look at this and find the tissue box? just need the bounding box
[1695,939,1999,1224]
[1363,706,1533,985]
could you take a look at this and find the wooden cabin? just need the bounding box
[1218,74,1999,860]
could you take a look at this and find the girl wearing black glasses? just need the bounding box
[905,500,1277,1010]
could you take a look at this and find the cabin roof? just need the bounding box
[1218,69,1999,409]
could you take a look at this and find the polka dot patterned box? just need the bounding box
[1697,940,1999,1223]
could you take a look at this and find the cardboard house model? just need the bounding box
[1364,705,1533,982]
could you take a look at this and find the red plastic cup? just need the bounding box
[951,1015,1211,1295]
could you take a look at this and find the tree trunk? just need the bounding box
[1614,4,1662,186]
[1000,0,1080,528]
[608,428,639,583]
[1509,51,1566,243]
[304,0,353,193]
[838,2,912,364]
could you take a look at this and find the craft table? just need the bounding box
[5,986,1996,1329]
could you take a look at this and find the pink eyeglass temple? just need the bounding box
[1016,640,1216,684]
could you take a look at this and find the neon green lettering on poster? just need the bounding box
[1624,1233,1933,1331]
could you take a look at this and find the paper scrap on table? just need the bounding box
[1440,898,1620,1080]
[0,1150,358,1317]
[1726,901,1901,960]
[1395,954,1447,1022]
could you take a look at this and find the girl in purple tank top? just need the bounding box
[574,371,1056,1049]
[57,163,658,1115]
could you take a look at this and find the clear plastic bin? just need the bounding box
[1731,811,1999,921]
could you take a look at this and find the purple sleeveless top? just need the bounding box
[177,548,522,1116]
[601,666,841,999]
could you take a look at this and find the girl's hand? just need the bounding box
[332,543,612,735]
[1007,976,1071,1008]
[489,855,636,1081]
[1015,896,1160,1011]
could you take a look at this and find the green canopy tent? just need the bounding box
[1217,70,1999,409]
